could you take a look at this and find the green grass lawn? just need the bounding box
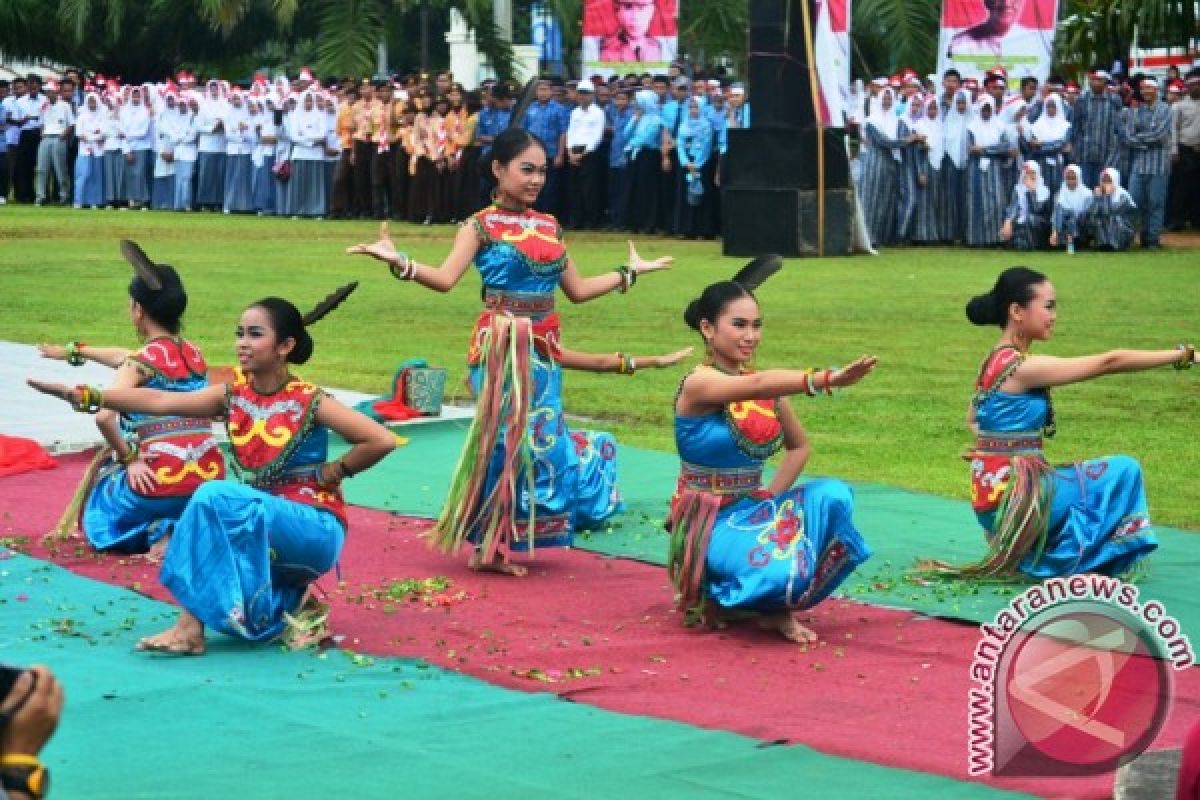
[2,206,1197,528]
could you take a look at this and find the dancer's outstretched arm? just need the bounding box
[346,221,477,293]
[559,240,673,303]
[27,380,227,420]
[39,342,132,369]
[683,356,879,408]
[558,346,693,374]
[1011,346,1196,391]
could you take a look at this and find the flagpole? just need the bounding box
[798,0,825,256]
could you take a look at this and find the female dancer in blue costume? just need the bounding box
[29,284,395,655]
[347,127,672,576]
[38,241,225,554]
[926,267,1194,579]
[667,260,877,643]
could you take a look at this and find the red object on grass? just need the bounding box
[0,435,57,478]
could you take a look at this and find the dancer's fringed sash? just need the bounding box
[667,463,767,623]
[429,315,536,563]
[916,445,1055,578]
[46,446,111,542]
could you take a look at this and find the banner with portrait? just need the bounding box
[581,0,678,78]
[813,0,852,127]
[936,0,1060,86]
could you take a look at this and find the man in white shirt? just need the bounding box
[35,81,74,205]
[12,76,43,203]
[0,80,10,203]
[564,81,606,229]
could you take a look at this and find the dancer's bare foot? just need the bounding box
[136,613,206,655]
[144,534,171,565]
[758,612,818,644]
[467,551,528,576]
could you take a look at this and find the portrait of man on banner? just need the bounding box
[582,0,678,67]
[939,0,1059,81]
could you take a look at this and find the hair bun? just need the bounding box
[965,292,1000,326]
[290,329,314,365]
[683,299,703,331]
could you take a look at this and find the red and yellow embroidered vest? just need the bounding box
[224,378,347,527]
[127,337,225,498]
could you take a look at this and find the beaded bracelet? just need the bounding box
[389,253,414,281]
[73,384,104,414]
[800,369,816,397]
[66,341,87,367]
[119,445,139,466]
[1174,343,1195,371]
[615,266,636,294]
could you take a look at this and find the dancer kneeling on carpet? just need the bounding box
[347,126,672,576]
[38,241,226,555]
[921,266,1193,580]
[666,258,876,644]
[28,283,395,655]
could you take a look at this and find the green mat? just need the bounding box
[0,552,1031,799]
[332,423,1200,645]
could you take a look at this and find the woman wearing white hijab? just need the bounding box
[964,97,1012,246]
[910,96,945,243]
[250,98,278,214]
[859,87,908,247]
[151,92,184,210]
[73,92,106,209]
[939,89,971,243]
[895,93,928,242]
[1049,164,1092,251]
[172,94,200,211]
[194,80,228,210]
[1024,93,1071,194]
[273,94,295,216]
[222,89,254,213]
[285,90,328,217]
[1089,167,1137,251]
[101,93,126,208]
[999,160,1051,250]
[120,86,154,209]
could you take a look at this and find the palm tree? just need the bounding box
[2,0,518,81]
[852,0,940,77]
[1057,0,1199,75]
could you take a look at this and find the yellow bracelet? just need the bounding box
[0,754,42,768]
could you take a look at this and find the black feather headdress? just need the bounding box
[731,255,783,291]
[302,282,359,327]
[119,239,164,290]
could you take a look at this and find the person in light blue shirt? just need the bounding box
[475,83,513,206]
[606,89,634,228]
[623,89,664,234]
[522,80,569,216]
[726,84,750,129]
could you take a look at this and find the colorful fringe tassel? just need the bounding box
[45,446,111,545]
[915,455,1054,579]
[428,316,536,563]
[666,490,724,624]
